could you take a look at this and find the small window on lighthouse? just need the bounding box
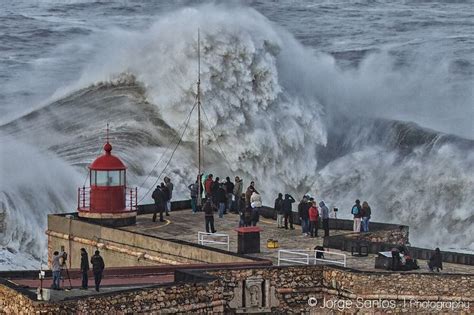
[107,171,120,186]
[95,171,108,186]
[93,171,121,186]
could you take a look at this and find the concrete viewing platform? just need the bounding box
[122,209,474,274]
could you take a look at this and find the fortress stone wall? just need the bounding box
[1,265,472,314]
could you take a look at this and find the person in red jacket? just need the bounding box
[309,200,319,237]
[204,174,214,198]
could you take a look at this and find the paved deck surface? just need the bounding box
[122,209,474,274]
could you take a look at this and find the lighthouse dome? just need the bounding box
[89,142,127,170]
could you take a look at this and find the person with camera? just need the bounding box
[51,251,62,290]
[91,250,105,292]
[80,248,90,290]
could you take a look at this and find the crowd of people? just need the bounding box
[151,174,376,239]
[150,174,341,239]
[150,174,447,274]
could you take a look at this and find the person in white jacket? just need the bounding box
[250,192,262,226]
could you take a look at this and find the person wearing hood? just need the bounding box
[274,193,284,228]
[428,248,443,272]
[282,194,296,229]
[250,191,262,226]
[319,201,330,237]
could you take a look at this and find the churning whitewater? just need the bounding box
[0,2,473,269]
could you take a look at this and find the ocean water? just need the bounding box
[0,0,473,269]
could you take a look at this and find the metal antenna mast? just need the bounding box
[197,29,203,207]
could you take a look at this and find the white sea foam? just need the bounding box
[0,4,473,269]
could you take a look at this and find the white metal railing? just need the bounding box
[278,249,346,267]
[197,232,230,251]
[278,250,310,266]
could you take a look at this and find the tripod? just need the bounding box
[61,264,73,290]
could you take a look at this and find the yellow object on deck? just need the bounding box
[267,239,279,249]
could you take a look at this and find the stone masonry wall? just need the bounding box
[354,225,409,244]
[0,281,224,314]
[321,268,473,313]
[208,266,324,314]
[1,266,472,314]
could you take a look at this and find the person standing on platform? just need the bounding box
[188,180,199,214]
[428,248,443,272]
[164,177,173,213]
[250,191,262,226]
[211,177,221,206]
[351,199,362,232]
[203,199,216,233]
[283,194,296,229]
[80,248,89,290]
[319,201,330,237]
[217,184,227,218]
[309,201,319,237]
[91,250,105,292]
[274,193,284,228]
[233,176,243,213]
[225,177,234,213]
[245,181,257,207]
[51,251,61,290]
[205,174,213,198]
[152,185,165,222]
[298,196,310,236]
[160,182,170,216]
[361,201,372,232]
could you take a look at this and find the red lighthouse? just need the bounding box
[78,138,137,227]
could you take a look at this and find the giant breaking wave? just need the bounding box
[0,5,473,269]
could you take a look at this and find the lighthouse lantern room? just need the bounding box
[78,134,137,227]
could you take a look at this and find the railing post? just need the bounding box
[82,186,86,209]
[77,188,80,209]
[129,189,133,211]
